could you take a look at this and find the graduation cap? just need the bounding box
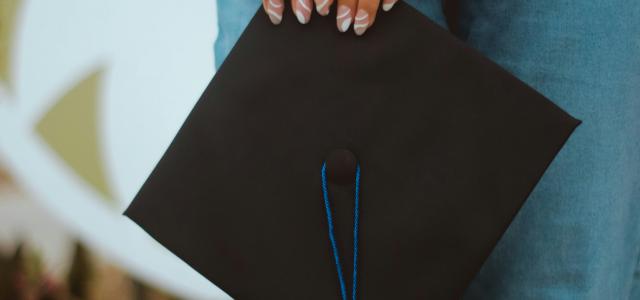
[125,2,580,299]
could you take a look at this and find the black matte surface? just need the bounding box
[326,149,357,185]
[125,2,580,299]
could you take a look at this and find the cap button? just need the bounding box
[326,149,357,185]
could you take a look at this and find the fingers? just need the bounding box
[266,0,391,34]
[263,0,284,25]
[381,0,398,12]
[336,0,356,32]
[314,0,335,16]
[354,0,380,35]
[292,0,313,24]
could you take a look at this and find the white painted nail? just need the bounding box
[354,9,369,35]
[269,0,283,8]
[355,10,368,21]
[354,23,368,35]
[316,0,330,16]
[337,6,351,19]
[382,1,397,11]
[340,18,352,32]
[267,9,282,24]
[298,0,312,12]
[337,5,351,32]
[296,10,308,24]
[266,0,283,24]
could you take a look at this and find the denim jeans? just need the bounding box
[457,1,640,299]
[213,1,640,298]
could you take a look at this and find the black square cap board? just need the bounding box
[125,2,580,299]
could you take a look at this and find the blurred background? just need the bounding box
[0,0,230,299]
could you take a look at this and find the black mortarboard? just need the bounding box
[125,2,580,299]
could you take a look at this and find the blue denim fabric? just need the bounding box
[213,1,640,298]
[457,1,640,299]
[214,0,260,68]
[213,0,447,68]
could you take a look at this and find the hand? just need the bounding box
[262,0,399,35]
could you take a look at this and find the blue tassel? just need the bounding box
[321,162,361,300]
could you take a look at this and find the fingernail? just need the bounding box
[353,9,369,36]
[267,12,282,24]
[295,10,308,24]
[296,0,312,24]
[382,0,397,12]
[316,0,330,16]
[266,0,283,24]
[336,5,352,32]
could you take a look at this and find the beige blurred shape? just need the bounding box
[0,0,21,91]
[0,159,19,195]
[35,69,115,203]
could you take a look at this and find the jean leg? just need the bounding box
[456,1,640,299]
